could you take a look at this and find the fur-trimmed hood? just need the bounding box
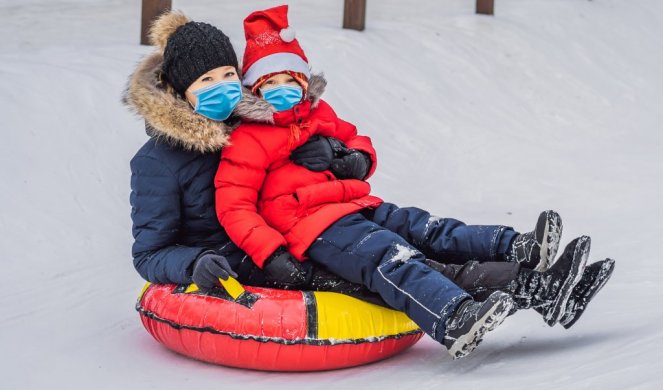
[122,52,271,153]
[122,52,328,153]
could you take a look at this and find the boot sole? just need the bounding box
[543,236,591,326]
[534,211,563,272]
[560,258,615,329]
[448,293,515,359]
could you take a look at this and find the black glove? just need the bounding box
[191,251,238,291]
[263,247,312,289]
[291,135,348,172]
[330,150,371,180]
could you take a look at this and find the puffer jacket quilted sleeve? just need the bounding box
[130,153,206,284]
[214,129,288,268]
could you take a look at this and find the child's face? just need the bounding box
[258,73,300,95]
[185,66,239,106]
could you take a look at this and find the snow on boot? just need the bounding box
[559,258,615,329]
[509,268,561,310]
[443,291,515,360]
[537,236,591,326]
[507,210,563,272]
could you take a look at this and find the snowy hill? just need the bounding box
[1,0,662,388]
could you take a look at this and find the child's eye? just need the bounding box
[264,80,274,85]
[224,71,236,78]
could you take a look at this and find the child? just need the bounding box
[214,5,592,358]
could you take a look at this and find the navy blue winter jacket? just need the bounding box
[124,52,275,284]
[130,138,229,284]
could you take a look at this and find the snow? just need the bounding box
[389,244,418,263]
[1,0,662,388]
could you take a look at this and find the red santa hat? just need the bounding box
[241,5,311,87]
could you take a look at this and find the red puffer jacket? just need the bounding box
[215,98,382,267]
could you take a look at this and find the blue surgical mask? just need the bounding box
[192,80,242,121]
[261,85,303,112]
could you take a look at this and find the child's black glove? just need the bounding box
[263,247,312,289]
[331,151,371,180]
[191,251,238,291]
[291,135,348,172]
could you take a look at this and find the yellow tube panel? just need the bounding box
[139,282,151,300]
[314,291,419,340]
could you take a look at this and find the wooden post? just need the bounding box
[476,0,495,16]
[343,0,366,31]
[141,0,172,45]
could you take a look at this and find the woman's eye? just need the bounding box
[264,80,274,85]
[224,71,235,78]
[201,76,213,82]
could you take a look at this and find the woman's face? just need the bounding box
[185,66,239,107]
[259,73,300,95]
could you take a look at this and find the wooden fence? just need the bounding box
[139,1,495,45]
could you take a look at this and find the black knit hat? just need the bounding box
[161,21,238,96]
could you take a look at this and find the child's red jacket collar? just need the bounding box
[273,100,313,127]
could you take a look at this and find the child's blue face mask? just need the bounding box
[261,85,303,112]
[192,80,242,121]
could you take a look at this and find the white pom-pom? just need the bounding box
[279,27,296,42]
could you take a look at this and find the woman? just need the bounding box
[123,11,379,300]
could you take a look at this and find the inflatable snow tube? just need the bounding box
[136,278,423,371]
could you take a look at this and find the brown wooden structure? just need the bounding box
[140,0,172,45]
[476,0,495,15]
[141,1,369,44]
[343,0,367,31]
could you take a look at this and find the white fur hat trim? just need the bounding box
[243,52,311,87]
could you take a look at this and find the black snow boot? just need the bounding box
[508,235,589,311]
[507,210,563,271]
[509,268,560,310]
[424,259,520,302]
[558,258,615,329]
[443,291,515,359]
[533,236,591,326]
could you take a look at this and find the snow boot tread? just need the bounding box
[560,258,615,329]
[443,291,515,359]
[539,236,591,326]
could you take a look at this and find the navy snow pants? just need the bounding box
[307,215,467,344]
[307,203,518,344]
[367,203,518,264]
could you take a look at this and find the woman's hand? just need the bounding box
[330,151,371,180]
[191,251,238,291]
[290,135,347,171]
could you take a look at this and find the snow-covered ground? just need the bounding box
[1,0,662,388]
